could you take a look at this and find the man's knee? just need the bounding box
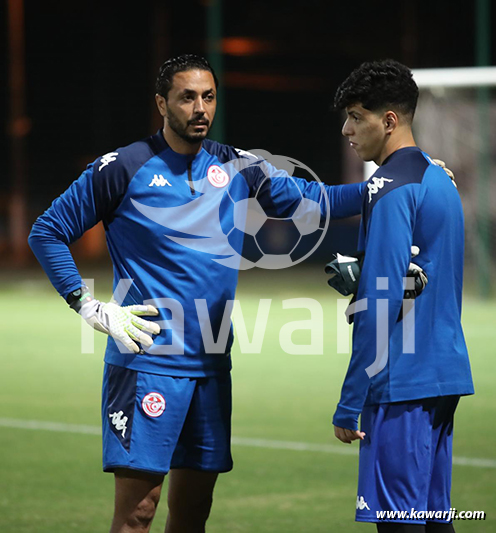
[127,494,161,529]
[166,469,218,530]
[112,469,164,532]
[168,489,213,524]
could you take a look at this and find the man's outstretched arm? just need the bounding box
[246,157,365,220]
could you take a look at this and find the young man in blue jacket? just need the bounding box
[332,60,473,532]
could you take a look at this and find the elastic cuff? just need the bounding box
[66,284,93,313]
[332,404,361,431]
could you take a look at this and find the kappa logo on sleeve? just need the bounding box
[99,152,119,171]
[234,147,259,159]
[367,177,394,202]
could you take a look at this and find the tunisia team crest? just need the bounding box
[142,392,166,418]
[207,165,230,188]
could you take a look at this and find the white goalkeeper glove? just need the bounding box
[432,158,457,188]
[67,286,160,354]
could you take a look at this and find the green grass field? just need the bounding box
[1,267,495,532]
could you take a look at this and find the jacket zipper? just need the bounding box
[187,161,196,195]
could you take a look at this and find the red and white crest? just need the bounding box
[207,165,230,188]
[142,392,166,418]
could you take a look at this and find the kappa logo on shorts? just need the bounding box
[207,165,230,188]
[356,495,371,511]
[109,410,128,438]
[142,392,166,418]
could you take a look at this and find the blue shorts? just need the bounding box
[356,396,459,524]
[101,363,233,475]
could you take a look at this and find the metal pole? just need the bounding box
[476,0,491,297]
[150,0,170,132]
[206,0,225,143]
[7,0,29,265]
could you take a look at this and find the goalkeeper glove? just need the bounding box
[324,247,428,323]
[66,285,160,354]
[432,158,457,188]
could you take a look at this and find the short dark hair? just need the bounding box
[155,54,219,99]
[334,59,419,121]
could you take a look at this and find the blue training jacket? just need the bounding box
[29,130,364,377]
[333,147,474,431]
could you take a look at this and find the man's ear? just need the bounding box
[155,94,167,117]
[384,111,398,133]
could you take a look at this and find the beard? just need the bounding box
[166,105,211,144]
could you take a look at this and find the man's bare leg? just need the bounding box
[110,468,164,533]
[165,469,219,533]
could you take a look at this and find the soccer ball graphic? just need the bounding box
[130,150,330,271]
[225,151,330,270]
